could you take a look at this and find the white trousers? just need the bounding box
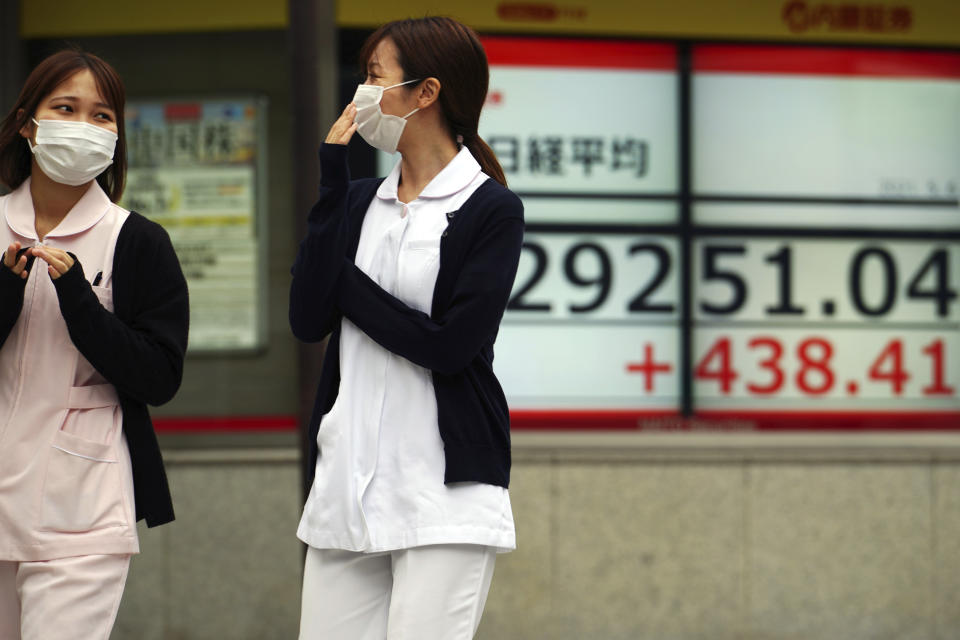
[299,544,497,640]
[0,554,130,640]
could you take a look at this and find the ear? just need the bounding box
[17,109,33,140]
[416,78,441,109]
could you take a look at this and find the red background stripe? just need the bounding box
[153,411,960,433]
[693,45,960,78]
[510,409,678,430]
[481,37,676,70]
[153,415,298,432]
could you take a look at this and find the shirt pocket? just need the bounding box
[405,239,439,251]
[92,284,114,313]
[39,386,127,533]
[400,240,441,312]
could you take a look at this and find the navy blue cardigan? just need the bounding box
[290,144,524,488]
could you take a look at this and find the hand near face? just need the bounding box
[325,103,358,145]
[3,242,28,279]
[30,245,74,280]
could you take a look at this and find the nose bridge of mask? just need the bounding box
[34,118,116,147]
[355,78,419,109]
[354,84,384,108]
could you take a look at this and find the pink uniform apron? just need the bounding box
[0,179,138,561]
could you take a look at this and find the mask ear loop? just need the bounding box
[25,116,40,153]
[384,78,421,91]
[376,79,423,121]
[396,80,423,120]
[25,118,39,153]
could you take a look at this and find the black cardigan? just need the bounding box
[1,211,188,527]
[290,144,524,488]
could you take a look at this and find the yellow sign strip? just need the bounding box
[20,0,287,38]
[19,0,960,46]
[337,0,960,46]
[147,215,252,228]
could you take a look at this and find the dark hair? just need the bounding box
[0,49,127,202]
[360,17,507,186]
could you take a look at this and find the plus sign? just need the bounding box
[626,343,672,392]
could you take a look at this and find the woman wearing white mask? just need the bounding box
[291,16,523,640]
[0,50,188,639]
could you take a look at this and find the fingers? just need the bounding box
[6,244,77,281]
[13,254,27,278]
[3,242,19,268]
[30,245,74,280]
[324,103,358,145]
[344,121,358,141]
[334,121,358,146]
[3,242,28,278]
[324,103,356,145]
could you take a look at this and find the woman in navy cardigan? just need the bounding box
[291,16,523,640]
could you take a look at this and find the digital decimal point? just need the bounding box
[822,300,836,316]
[846,381,859,395]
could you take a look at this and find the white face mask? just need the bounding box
[28,118,117,186]
[352,79,420,154]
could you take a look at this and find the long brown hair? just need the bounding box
[0,49,127,202]
[359,17,507,187]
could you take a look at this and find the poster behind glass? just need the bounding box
[123,98,267,352]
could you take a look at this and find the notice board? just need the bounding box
[123,98,268,352]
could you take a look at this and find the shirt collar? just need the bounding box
[376,146,482,202]
[4,177,111,241]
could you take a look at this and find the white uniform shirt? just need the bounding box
[297,148,516,553]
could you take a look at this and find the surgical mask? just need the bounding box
[28,118,117,186]
[352,79,420,154]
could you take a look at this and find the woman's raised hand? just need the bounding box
[3,242,28,279]
[30,245,74,280]
[325,103,358,145]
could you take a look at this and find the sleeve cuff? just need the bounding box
[318,143,350,189]
[51,257,89,310]
[0,263,28,289]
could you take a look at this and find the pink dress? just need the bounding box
[0,179,138,561]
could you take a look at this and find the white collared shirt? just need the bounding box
[297,148,516,553]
